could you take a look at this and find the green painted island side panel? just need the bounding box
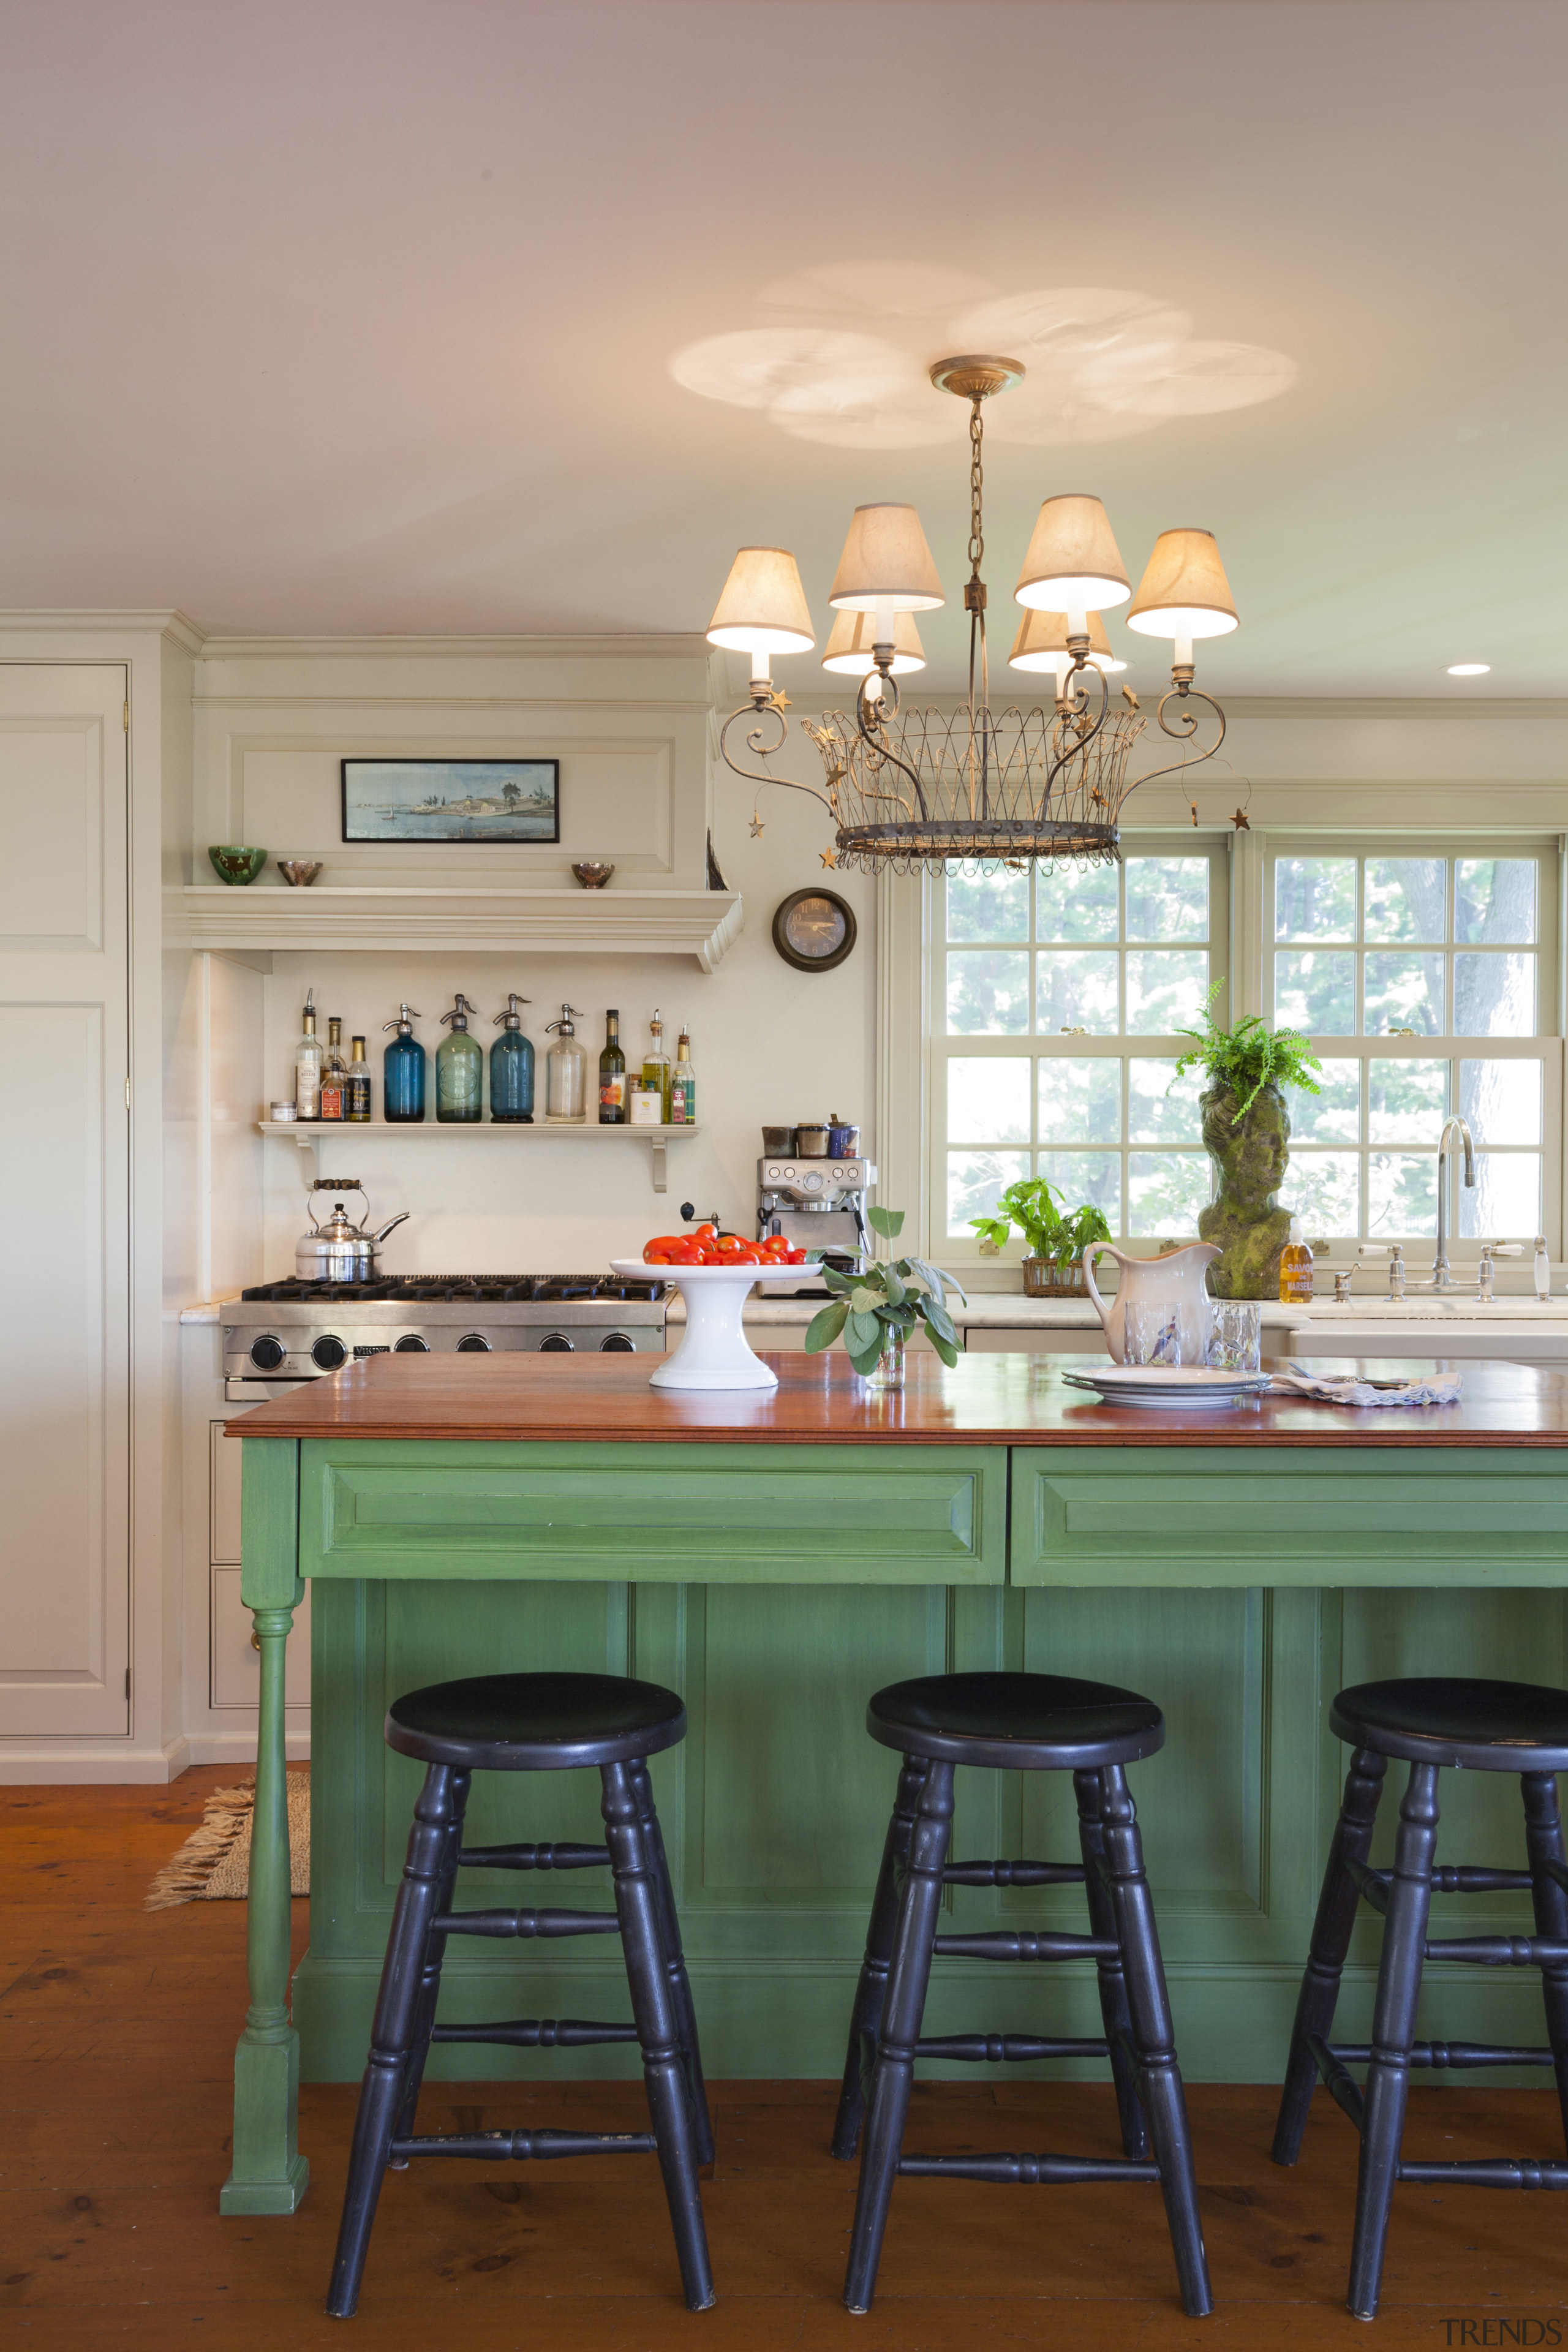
[1012,1447,1568,1586]
[298,1439,1003,1585]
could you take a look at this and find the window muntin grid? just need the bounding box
[1265,848,1556,1245]
[937,849,1225,1249]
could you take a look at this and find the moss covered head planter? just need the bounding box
[1172,986,1322,1301]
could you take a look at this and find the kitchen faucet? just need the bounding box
[1344,1115,1520,1301]
[1429,1113,1476,1290]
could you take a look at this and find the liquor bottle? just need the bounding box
[295,989,322,1121]
[436,993,484,1121]
[319,1017,348,1120]
[641,1008,672,1123]
[382,1005,426,1123]
[345,1035,372,1123]
[1278,1216,1314,1305]
[670,1027,696,1126]
[490,993,535,1123]
[543,1003,588,1123]
[598,1009,626,1124]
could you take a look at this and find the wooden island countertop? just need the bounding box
[228,1346,1568,1449]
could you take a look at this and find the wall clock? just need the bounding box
[772,887,858,973]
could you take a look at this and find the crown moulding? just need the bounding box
[169,885,744,972]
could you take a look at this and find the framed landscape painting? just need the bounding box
[341,758,560,844]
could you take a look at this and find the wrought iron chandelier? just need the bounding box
[708,353,1238,875]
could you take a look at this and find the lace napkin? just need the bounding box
[1272,1363,1464,1410]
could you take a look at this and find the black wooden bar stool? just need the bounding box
[834,1671,1212,2318]
[1272,1676,1568,2320]
[326,1672,715,2318]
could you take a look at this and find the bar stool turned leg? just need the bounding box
[832,1755,928,2161]
[388,1768,471,2166]
[843,1759,956,2315]
[1273,1745,1388,2166]
[1348,1760,1440,2322]
[328,1763,462,2320]
[1521,1771,1568,2150]
[628,1757,715,2169]
[600,1760,715,2312]
[1098,1764,1213,2320]
[1073,1765,1147,2162]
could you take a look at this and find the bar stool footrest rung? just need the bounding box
[458,1842,611,1871]
[897,2149,1161,2185]
[941,1858,1087,1888]
[431,1907,622,1940]
[389,2127,656,2162]
[1398,2159,1568,2189]
[916,2033,1110,2063]
[432,2017,638,2048]
[931,1931,1120,1962]
[1329,2040,1555,2070]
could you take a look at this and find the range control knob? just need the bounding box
[393,1333,429,1353]
[599,1332,635,1352]
[311,1335,348,1371]
[249,1335,286,1371]
[539,1333,574,1352]
[456,1332,492,1352]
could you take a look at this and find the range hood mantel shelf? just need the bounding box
[257,1118,701,1194]
[172,886,744,971]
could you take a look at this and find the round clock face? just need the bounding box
[772,888,858,973]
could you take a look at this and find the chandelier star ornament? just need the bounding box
[707,355,1238,876]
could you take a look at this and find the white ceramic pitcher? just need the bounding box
[1083,1241,1221,1366]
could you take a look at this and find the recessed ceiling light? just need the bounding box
[1446,662,1491,676]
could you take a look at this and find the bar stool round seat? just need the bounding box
[386,1670,687,1771]
[1274,1672,1568,2321]
[869,1670,1164,1771]
[1330,1676,1568,1771]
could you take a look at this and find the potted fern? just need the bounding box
[803,1206,963,1389]
[970,1177,1112,1297]
[1170,982,1322,1298]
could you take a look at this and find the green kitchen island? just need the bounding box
[221,1347,1568,2214]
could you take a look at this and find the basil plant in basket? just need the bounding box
[803,1207,965,1390]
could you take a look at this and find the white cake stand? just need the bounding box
[611,1259,812,1391]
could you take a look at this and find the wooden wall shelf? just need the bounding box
[256,1118,701,1194]
[171,886,744,971]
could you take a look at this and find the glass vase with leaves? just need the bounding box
[803,1207,965,1389]
[970,1178,1112,1295]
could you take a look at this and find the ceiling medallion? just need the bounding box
[707,355,1237,875]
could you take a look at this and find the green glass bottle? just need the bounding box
[436,993,483,1121]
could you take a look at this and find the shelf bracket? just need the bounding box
[650,1138,668,1194]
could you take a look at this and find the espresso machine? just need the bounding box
[757,1144,877,1291]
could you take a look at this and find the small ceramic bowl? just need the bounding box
[208,845,268,886]
[277,859,323,888]
[571,861,615,890]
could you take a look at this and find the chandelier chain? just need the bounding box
[968,398,984,581]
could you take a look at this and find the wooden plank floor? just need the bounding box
[6,1771,1568,2348]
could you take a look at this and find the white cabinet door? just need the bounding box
[0,666,130,1736]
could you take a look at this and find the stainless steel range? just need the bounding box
[223,1274,668,1382]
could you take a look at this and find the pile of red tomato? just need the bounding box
[642,1223,810,1268]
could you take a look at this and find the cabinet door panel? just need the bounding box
[0,670,129,1736]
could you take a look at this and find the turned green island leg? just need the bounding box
[221,1437,310,2215]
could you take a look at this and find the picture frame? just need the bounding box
[341,758,560,845]
[771,886,858,973]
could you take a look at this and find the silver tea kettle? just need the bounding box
[295,1179,410,1282]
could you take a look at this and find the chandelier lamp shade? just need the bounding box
[709,355,1237,874]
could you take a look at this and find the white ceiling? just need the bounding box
[3,0,1566,695]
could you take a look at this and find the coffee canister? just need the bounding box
[761,1125,793,1155]
[794,1122,831,1158]
[827,1120,860,1159]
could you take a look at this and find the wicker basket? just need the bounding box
[1021,1256,1087,1299]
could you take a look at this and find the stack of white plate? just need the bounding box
[1060,1365,1273,1410]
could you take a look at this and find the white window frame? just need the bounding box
[924,834,1232,1272]
[1263,835,1562,1258]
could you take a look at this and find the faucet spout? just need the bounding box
[1433,1114,1476,1288]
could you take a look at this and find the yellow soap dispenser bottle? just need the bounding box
[1279,1216,1314,1305]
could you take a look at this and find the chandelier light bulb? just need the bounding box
[1125,528,1239,641]
[827,504,945,614]
[822,607,926,676]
